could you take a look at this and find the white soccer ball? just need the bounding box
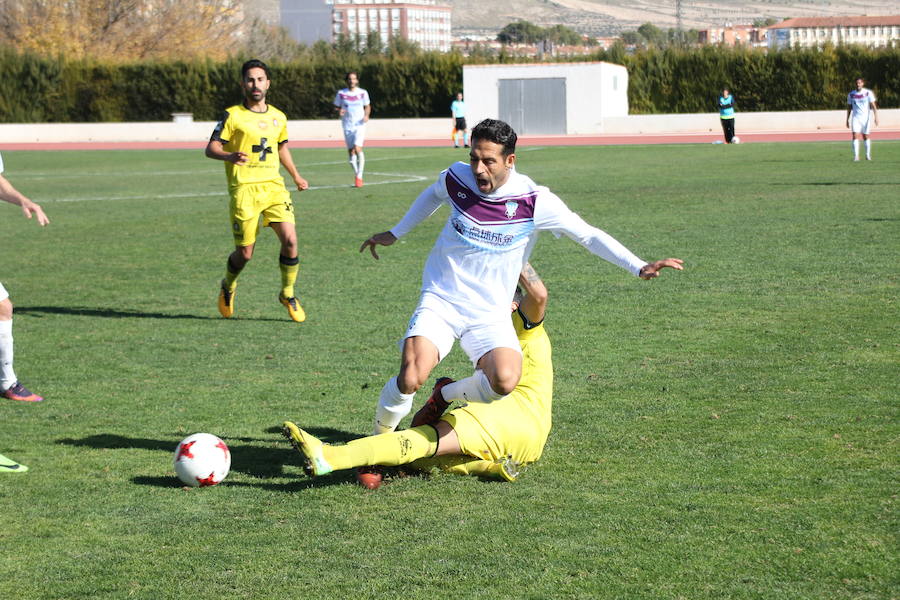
[731,136,741,144]
[173,433,231,487]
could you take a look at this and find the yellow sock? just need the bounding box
[321,426,438,471]
[279,254,299,298]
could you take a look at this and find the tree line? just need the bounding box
[0,43,896,123]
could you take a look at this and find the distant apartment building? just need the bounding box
[280,0,452,51]
[767,16,900,49]
[698,24,767,47]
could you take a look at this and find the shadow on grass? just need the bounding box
[770,181,898,186]
[56,426,362,488]
[16,305,285,323]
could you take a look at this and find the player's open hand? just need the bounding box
[21,201,49,226]
[359,231,397,260]
[229,152,249,166]
[639,258,684,280]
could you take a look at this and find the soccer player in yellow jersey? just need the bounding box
[282,262,552,483]
[206,59,310,322]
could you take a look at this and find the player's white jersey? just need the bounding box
[847,88,876,120]
[0,151,5,174]
[334,87,370,128]
[391,162,647,319]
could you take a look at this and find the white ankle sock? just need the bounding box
[442,370,502,404]
[373,376,415,434]
[0,320,15,391]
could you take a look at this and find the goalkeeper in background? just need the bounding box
[283,262,553,483]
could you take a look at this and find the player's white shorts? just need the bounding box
[850,116,872,135]
[343,125,366,149]
[403,292,521,365]
[0,281,7,302]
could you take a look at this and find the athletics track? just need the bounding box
[1,129,899,151]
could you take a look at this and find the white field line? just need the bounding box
[42,171,428,203]
[14,155,423,181]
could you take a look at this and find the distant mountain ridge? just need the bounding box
[447,0,900,38]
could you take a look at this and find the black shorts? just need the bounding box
[455,117,467,131]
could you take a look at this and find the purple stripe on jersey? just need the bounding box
[445,170,536,224]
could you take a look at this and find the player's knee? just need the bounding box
[397,370,425,395]
[489,369,521,396]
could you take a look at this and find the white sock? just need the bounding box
[0,320,15,391]
[852,139,859,158]
[357,151,365,179]
[373,376,415,434]
[349,153,358,175]
[441,370,502,404]
[865,139,871,159]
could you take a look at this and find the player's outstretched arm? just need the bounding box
[359,231,397,260]
[638,258,684,280]
[0,175,49,226]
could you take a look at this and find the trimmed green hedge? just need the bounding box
[0,45,895,122]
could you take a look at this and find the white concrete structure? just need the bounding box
[462,62,628,135]
[768,16,900,49]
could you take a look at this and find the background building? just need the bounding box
[280,0,452,51]
[767,16,900,49]
[463,62,628,135]
[699,24,768,48]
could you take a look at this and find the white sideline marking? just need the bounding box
[43,171,428,203]
[15,155,422,181]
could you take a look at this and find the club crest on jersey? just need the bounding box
[272,119,279,127]
[505,201,518,219]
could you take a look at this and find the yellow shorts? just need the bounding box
[229,182,294,246]
[440,392,550,467]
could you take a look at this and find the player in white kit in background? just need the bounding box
[360,119,684,435]
[846,77,879,161]
[333,72,371,187]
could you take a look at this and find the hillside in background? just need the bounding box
[449,0,900,38]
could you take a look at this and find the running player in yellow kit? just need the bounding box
[206,59,310,322]
[282,262,553,483]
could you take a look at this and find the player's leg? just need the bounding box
[0,290,42,402]
[862,130,872,160]
[270,221,305,322]
[353,127,366,186]
[373,336,441,434]
[282,421,440,476]
[440,319,522,404]
[219,187,260,318]
[374,299,457,434]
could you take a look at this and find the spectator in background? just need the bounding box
[718,88,736,143]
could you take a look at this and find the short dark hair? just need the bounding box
[346,71,358,79]
[471,119,517,156]
[241,59,270,80]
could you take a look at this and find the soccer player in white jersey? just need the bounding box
[333,72,371,187]
[360,118,683,435]
[846,77,879,161]
[0,151,49,404]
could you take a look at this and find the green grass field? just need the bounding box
[1,141,897,599]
